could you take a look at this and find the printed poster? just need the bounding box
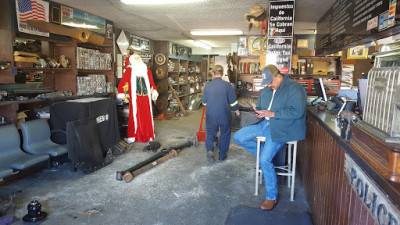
[238,36,266,56]
[61,6,106,35]
[238,36,248,56]
[16,0,49,37]
[248,36,266,55]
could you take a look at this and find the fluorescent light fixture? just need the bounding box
[121,0,205,5]
[62,22,99,29]
[191,40,212,49]
[190,30,243,36]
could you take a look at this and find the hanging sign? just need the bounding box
[268,0,295,38]
[266,38,293,74]
[266,0,294,75]
[106,21,113,40]
[130,35,150,52]
[16,0,50,37]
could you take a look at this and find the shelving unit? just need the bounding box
[294,56,341,77]
[292,56,342,95]
[237,56,262,84]
[236,56,263,94]
[188,61,203,96]
[12,37,114,96]
[153,41,204,114]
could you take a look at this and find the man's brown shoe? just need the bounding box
[261,199,277,210]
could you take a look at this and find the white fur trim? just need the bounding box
[152,90,159,101]
[130,65,155,139]
[124,137,135,143]
[117,93,125,99]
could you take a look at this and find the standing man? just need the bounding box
[233,64,306,210]
[203,65,240,163]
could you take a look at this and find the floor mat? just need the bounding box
[226,206,313,225]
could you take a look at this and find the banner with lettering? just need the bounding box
[266,38,293,74]
[15,0,49,37]
[266,0,295,74]
[268,0,295,38]
[316,0,398,55]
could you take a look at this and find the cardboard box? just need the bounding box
[15,62,34,68]
[14,55,37,63]
[311,59,329,75]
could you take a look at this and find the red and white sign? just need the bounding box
[367,16,378,31]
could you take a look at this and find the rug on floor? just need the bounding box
[226,206,313,225]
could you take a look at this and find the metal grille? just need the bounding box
[363,67,400,135]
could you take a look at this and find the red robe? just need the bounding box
[118,57,157,143]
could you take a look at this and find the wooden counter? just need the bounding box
[299,107,400,225]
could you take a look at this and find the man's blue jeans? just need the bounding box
[205,117,231,159]
[233,119,285,200]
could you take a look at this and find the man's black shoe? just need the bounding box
[218,155,227,161]
[207,151,214,163]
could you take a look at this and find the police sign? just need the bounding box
[345,153,399,225]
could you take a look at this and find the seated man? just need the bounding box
[326,86,358,100]
[233,64,307,210]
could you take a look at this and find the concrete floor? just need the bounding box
[0,107,309,225]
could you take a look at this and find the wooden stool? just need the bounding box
[255,137,298,201]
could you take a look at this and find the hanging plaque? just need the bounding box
[268,0,295,38]
[266,38,293,74]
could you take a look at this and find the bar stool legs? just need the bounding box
[254,137,298,201]
[255,136,265,196]
[277,141,298,201]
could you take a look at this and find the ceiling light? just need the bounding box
[190,30,243,36]
[191,40,212,49]
[121,0,205,5]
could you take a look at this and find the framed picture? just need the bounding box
[347,45,368,59]
[297,39,309,48]
[51,6,61,24]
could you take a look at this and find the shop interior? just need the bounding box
[1,0,400,224]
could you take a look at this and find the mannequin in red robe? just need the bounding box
[117,54,158,143]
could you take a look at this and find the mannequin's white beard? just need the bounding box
[131,58,148,77]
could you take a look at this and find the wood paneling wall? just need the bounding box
[298,116,378,225]
[0,0,15,83]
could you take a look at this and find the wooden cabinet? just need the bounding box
[0,0,15,84]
